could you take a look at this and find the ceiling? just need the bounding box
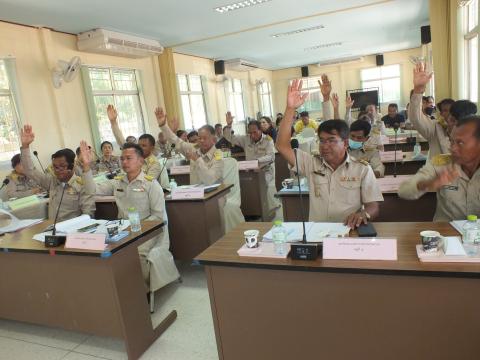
[0,0,430,70]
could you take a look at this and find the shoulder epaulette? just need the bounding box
[431,154,452,166]
[114,175,125,180]
[265,135,273,141]
[214,149,223,161]
[354,158,369,166]
[76,177,84,185]
[144,175,154,181]
[9,173,17,181]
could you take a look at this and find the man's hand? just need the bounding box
[413,62,433,94]
[226,111,234,127]
[331,93,339,109]
[418,166,459,192]
[319,74,332,101]
[186,150,199,161]
[155,107,167,127]
[20,125,35,148]
[107,105,118,124]
[345,95,354,109]
[287,79,308,110]
[79,140,92,172]
[345,210,368,229]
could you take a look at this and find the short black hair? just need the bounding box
[350,120,371,137]
[100,141,113,150]
[11,154,21,169]
[318,119,349,140]
[187,130,198,140]
[422,96,434,102]
[52,148,75,170]
[437,98,455,112]
[388,103,398,110]
[126,135,137,142]
[300,111,309,117]
[214,123,222,129]
[260,116,272,125]
[75,146,91,156]
[450,100,477,121]
[122,142,144,157]
[138,134,155,146]
[248,120,261,130]
[199,124,215,135]
[176,130,186,138]
[456,115,480,139]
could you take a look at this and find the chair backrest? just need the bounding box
[300,127,316,138]
[222,157,241,206]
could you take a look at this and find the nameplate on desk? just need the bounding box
[170,165,190,174]
[323,237,397,260]
[65,233,106,251]
[380,150,403,162]
[376,175,411,192]
[238,160,259,170]
[171,187,204,199]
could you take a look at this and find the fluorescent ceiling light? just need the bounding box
[304,42,343,51]
[214,0,273,14]
[271,25,325,38]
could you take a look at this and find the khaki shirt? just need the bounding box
[20,148,96,222]
[160,124,223,185]
[96,155,121,174]
[6,171,42,199]
[292,151,384,222]
[398,154,480,221]
[408,93,450,158]
[348,147,385,178]
[143,153,164,181]
[95,171,165,221]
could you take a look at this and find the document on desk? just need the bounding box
[262,222,350,243]
[7,195,40,211]
[0,209,43,234]
[170,165,190,174]
[238,160,259,170]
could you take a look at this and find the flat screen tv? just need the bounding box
[348,90,379,110]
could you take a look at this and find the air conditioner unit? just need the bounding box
[77,29,164,58]
[224,58,259,72]
[317,56,364,67]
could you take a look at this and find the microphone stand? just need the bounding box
[33,151,46,173]
[294,148,307,243]
[393,123,399,178]
[45,183,67,247]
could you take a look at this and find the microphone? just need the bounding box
[289,139,321,260]
[33,151,46,173]
[392,122,400,178]
[45,182,67,247]
[0,178,9,191]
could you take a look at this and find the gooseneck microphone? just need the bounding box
[45,182,67,247]
[33,151,46,173]
[0,178,10,192]
[393,122,400,178]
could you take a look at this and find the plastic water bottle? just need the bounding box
[127,207,142,232]
[272,220,287,255]
[463,215,480,244]
[413,143,421,156]
[169,178,177,190]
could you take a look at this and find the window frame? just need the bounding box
[257,81,273,117]
[290,76,323,113]
[81,66,148,153]
[360,64,402,105]
[177,74,208,130]
[462,0,479,103]
[225,78,246,123]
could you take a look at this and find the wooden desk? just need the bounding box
[197,222,480,360]
[239,166,273,221]
[277,180,436,222]
[0,220,176,360]
[383,151,427,175]
[383,139,429,152]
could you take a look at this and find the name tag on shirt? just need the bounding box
[443,185,459,191]
[132,188,145,192]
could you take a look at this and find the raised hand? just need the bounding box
[286,79,308,110]
[20,125,35,148]
[319,74,332,100]
[107,105,118,124]
[79,140,92,171]
[345,95,355,109]
[171,116,179,133]
[155,107,167,127]
[226,111,234,126]
[186,150,199,161]
[331,93,339,109]
[413,62,433,93]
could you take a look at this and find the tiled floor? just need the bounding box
[0,262,218,360]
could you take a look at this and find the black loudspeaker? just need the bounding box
[376,54,384,66]
[301,66,309,78]
[421,25,431,44]
[214,60,225,75]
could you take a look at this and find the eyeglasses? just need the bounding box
[318,138,343,145]
[53,165,69,171]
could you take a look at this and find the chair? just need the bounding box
[300,127,316,138]
[221,157,244,232]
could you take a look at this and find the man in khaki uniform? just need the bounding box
[155,107,223,185]
[409,62,477,159]
[20,125,95,222]
[276,80,383,228]
[94,143,179,288]
[348,120,385,178]
[224,114,281,217]
[107,105,168,188]
[398,115,480,221]
[6,154,43,199]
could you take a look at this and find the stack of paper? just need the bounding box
[7,195,40,211]
[450,220,480,234]
[262,222,350,243]
[0,209,43,234]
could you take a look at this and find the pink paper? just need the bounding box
[323,237,397,260]
[170,165,190,174]
[65,233,107,251]
[376,175,411,192]
[171,187,204,199]
[238,160,259,170]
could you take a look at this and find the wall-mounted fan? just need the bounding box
[52,56,81,88]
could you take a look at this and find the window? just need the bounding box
[463,0,478,102]
[177,74,207,130]
[226,79,245,122]
[292,77,323,113]
[257,81,273,117]
[0,59,22,163]
[361,64,401,104]
[82,67,146,147]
